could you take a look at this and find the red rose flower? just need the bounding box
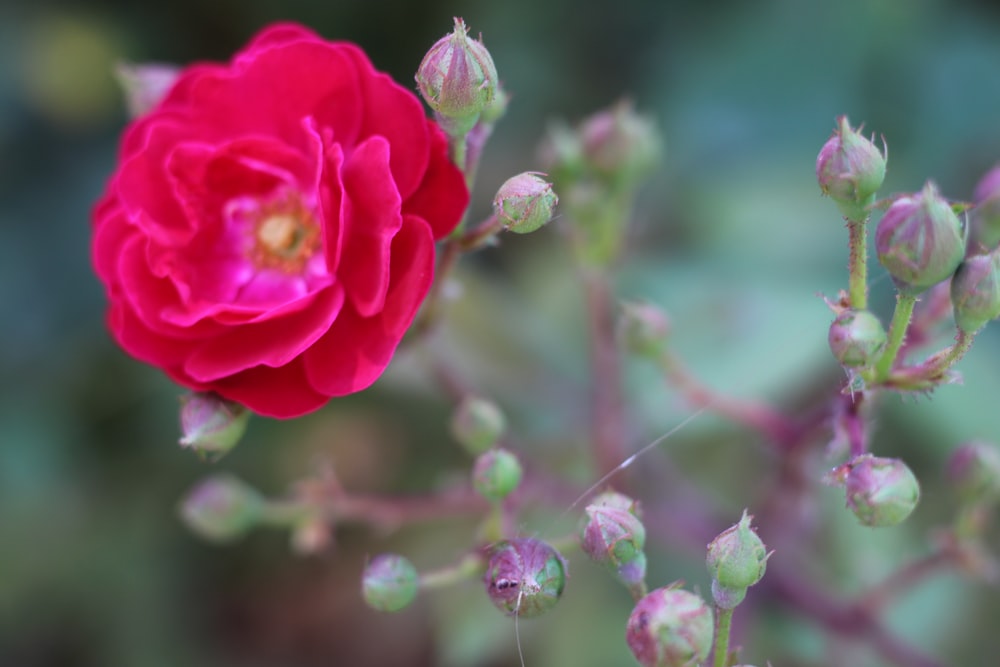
[92,23,468,418]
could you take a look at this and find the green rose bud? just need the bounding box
[972,166,1000,250]
[951,250,1000,333]
[619,301,671,359]
[450,395,506,455]
[816,116,887,220]
[179,474,263,543]
[626,584,714,667]
[178,391,249,461]
[842,455,921,527]
[706,510,769,606]
[493,172,558,234]
[579,497,647,587]
[361,554,420,612]
[947,441,1000,505]
[484,538,567,618]
[472,447,523,501]
[875,182,966,296]
[827,309,887,368]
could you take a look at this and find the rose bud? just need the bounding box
[115,63,180,118]
[479,81,509,126]
[841,455,921,527]
[619,301,671,359]
[580,499,647,584]
[706,510,769,609]
[827,309,887,368]
[450,396,506,455]
[947,441,1000,505]
[178,391,249,461]
[361,554,420,612]
[416,17,498,137]
[589,490,642,514]
[816,116,887,220]
[472,447,523,502]
[875,182,966,295]
[579,100,661,184]
[626,585,714,667]
[484,538,567,618]
[179,474,264,543]
[493,172,558,235]
[951,250,1000,334]
[972,166,1000,250]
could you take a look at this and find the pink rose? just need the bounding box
[92,23,468,418]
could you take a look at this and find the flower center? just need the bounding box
[248,192,321,274]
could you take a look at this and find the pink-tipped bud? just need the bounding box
[816,116,887,220]
[483,538,567,618]
[875,182,966,295]
[416,18,498,137]
[828,309,887,368]
[626,584,714,667]
[579,100,661,183]
[706,510,769,607]
[472,447,523,502]
[178,391,249,461]
[951,250,1000,333]
[493,172,558,234]
[362,554,420,612]
[450,395,506,455]
[831,455,921,527]
[972,166,1000,250]
[179,474,263,543]
[947,441,1000,505]
[579,495,647,588]
[115,62,180,118]
[619,301,671,358]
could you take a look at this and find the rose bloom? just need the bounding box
[92,24,468,418]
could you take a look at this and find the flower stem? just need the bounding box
[419,552,486,590]
[871,293,917,382]
[712,606,734,667]
[847,217,869,310]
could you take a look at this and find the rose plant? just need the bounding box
[92,23,469,417]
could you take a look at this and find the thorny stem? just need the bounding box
[871,293,917,382]
[656,349,796,446]
[712,606,734,667]
[846,217,869,310]
[582,269,630,481]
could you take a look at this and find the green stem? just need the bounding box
[847,217,869,310]
[872,293,917,382]
[712,606,734,667]
[927,329,975,375]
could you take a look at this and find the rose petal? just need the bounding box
[402,121,469,239]
[303,214,433,395]
[338,136,402,316]
[209,356,330,418]
[239,23,320,56]
[183,283,344,382]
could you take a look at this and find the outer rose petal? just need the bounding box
[402,122,470,239]
[211,357,330,418]
[303,214,434,395]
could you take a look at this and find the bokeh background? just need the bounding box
[3,0,1000,665]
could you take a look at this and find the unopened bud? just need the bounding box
[362,554,420,612]
[580,498,647,587]
[626,585,714,667]
[875,182,966,295]
[450,396,506,455]
[619,301,670,358]
[947,441,1000,505]
[833,455,921,527]
[472,447,522,501]
[115,62,180,118]
[178,391,249,461]
[484,538,567,618]
[493,172,558,234]
[706,510,768,603]
[951,250,1000,333]
[972,166,1000,249]
[579,100,661,183]
[479,81,509,125]
[179,474,263,543]
[828,309,887,368]
[816,116,887,220]
[415,17,498,136]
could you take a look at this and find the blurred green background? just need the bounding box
[2,0,1000,665]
